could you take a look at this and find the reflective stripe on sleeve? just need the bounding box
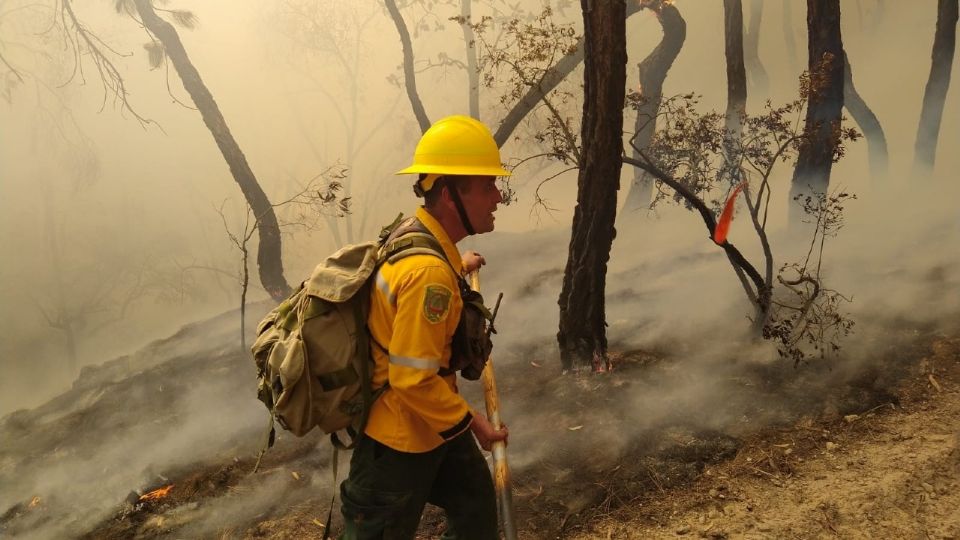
[389,354,441,370]
[375,271,397,306]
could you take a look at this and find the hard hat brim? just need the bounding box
[395,163,512,177]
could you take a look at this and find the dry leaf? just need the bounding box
[291,471,301,481]
[312,519,326,528]
[568,425,583,431]
[530,361,541,368]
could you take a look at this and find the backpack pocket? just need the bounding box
[266,331,316,436]
[300,299,363,434]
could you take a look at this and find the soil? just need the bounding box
[568,336,960,540]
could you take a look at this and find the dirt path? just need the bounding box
[574,339,960,540]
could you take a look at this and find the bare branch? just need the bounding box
[58,0,157,128]
[384,0,430,132]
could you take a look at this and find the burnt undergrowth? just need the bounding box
[1,304,954,538]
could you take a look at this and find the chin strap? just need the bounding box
[447,181,477,236]
[420,174,476,236]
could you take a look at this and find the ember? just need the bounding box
[28,496,40,508]
[138,485,174,502]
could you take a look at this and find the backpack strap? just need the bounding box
[380,217,459,275]
[327,216,458,449]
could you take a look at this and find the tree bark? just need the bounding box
[913,0,958,174]
[790,0,844,224]
[744,0,769,98]
[843,51,888,178]
[134,0,291,301]
[723,0,748,135]
[620,2,685,216]
[557,0,626,373]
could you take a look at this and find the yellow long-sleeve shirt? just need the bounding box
[364,207,473,453]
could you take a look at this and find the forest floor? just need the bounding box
[2,313,958,539]
[567,336,960,540]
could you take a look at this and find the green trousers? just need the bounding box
[338,431,497,540]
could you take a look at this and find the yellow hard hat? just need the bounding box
[396,115,511,192]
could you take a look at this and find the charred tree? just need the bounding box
[134,0,291,301]
[744,0,769,97]
[724,0,748,136]
[620,1,686,216]
[790,0,844,225]
[843,52,888,178]
[913,0,958,174]
[557,0,627,373]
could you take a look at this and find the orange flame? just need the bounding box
[713,182,746,245]
[139,485,174,502]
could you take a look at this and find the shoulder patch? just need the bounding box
[422,283,453,324]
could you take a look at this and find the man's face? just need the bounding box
[459,175,503,234]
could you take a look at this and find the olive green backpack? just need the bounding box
[250,216,450,469]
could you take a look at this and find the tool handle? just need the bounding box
[470,271,518,540]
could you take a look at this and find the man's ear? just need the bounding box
[439,184,454,206]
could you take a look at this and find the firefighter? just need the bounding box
[339,115,510,540]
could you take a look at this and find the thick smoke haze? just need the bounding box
[0,0,958,536]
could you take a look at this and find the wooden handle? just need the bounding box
[470,272,517,540]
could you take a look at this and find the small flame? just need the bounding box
[713,182,747,245]
[139,485,174,502]
[29,496,41,508]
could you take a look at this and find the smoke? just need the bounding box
[463,164,960,480]
[0,0,958,536]
[0,310,284,539]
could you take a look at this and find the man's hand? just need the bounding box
[462,250,486,274]
[470,412,508,451]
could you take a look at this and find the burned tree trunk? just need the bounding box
[744,0,769,98]
[557,0,627,373]
[134,0,291,301]
[790,0,844,225]
[724,0,748,136]
[843,52,888,178]
[620,1,686,216]
[914,0,958,174]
